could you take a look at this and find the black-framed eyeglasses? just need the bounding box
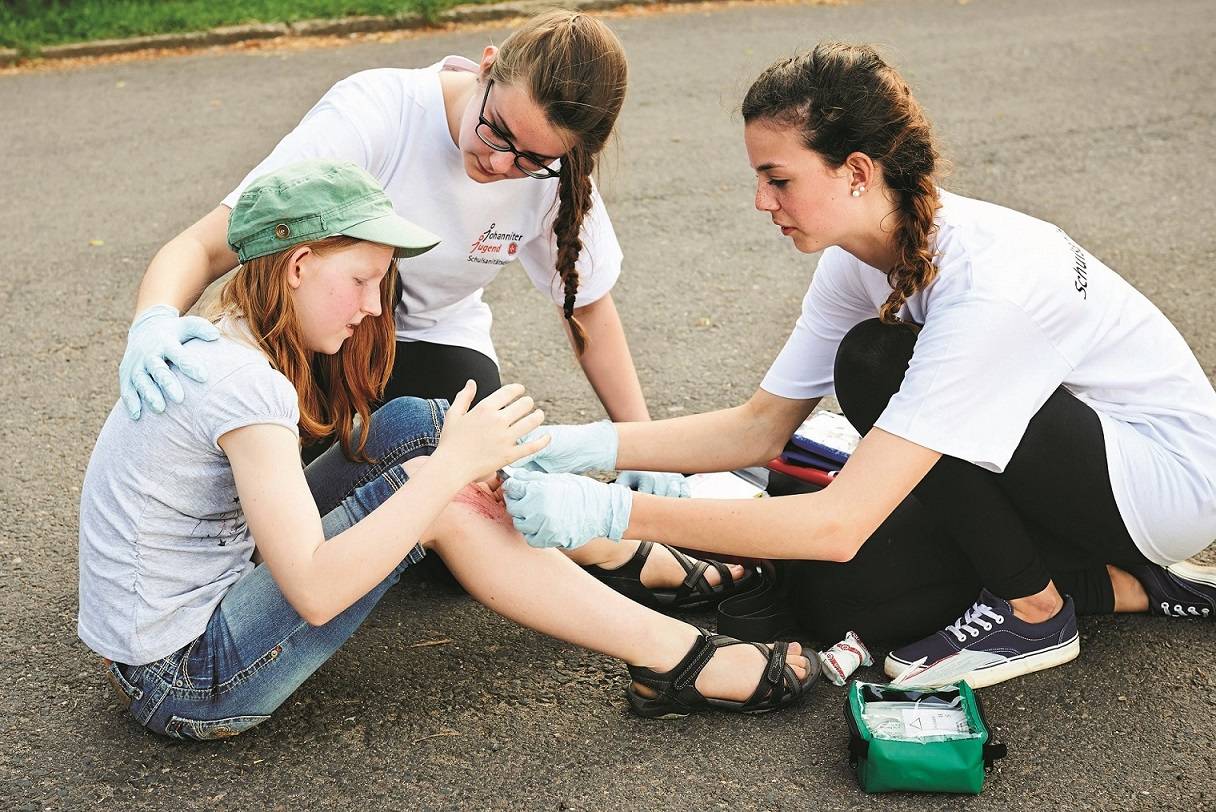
[475,79,562,180]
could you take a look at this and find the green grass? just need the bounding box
[0,0,499,55]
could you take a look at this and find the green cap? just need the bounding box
[227,159,440,263]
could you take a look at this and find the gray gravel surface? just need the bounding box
[2,0,1215,809]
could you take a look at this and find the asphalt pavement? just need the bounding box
[2,0,1214,809]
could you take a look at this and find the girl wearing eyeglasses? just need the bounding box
[118,10,755,609]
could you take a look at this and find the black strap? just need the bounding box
[971,687,1008,768]
[670,634,717,692]
[984,741,1007,767]
[678,559,712,601]
[716,561,803,642]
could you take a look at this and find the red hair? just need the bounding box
[215,236,398,462]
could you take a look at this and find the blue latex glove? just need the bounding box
[515,421,618,474]
[616,470,690,499]
[119,304,220,420]
[502,470,632,550]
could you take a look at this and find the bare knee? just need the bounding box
[401,455,430,476]
[423,481,513,551]
[451,481,509,523]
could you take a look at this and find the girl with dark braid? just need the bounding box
[116,10,756,613]
[502,43,1216,690]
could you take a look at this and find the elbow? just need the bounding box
[738,417,788,466]
[301,611,332,629]
[823,524,867,563]
[290,596,336,628]
[749,413,787,461]
[827,539,863,563]
[738,402,794,465]
[760,436,788,465]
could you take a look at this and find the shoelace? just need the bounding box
[1159,601,1212,618]
[946,601,1006,642]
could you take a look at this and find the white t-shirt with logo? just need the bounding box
[222,57,623,362]
[762,191,1216,565]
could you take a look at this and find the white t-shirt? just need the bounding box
[222,57,623,362]
[762,191,1216,565]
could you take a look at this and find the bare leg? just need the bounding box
[414,473,809,702]
[1013,570,1151,618]
[1108,565,1150,612]
[563,536,747,590]
[1009,581,1066,623]
[479,472,744,592]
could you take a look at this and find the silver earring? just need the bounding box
[851,189,860,198]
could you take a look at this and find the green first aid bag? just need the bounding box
[844,681,1007,794]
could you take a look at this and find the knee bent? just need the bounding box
[834,319,917,380]
[366,397,445,451]
[833,318,919,434]
[424,483,514,553]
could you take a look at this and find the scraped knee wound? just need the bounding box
[452,483,510,524]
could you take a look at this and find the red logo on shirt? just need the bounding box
[468,223,524,267]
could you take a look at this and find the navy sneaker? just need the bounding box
[883,589,1080,690]
[1134,561,1216,619]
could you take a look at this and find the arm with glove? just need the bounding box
[504,424,938,565]
[516,388,820,495]
[119,205,237,419]
[514,421,690,498]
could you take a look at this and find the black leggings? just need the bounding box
[798,318,1149,638]
[302,340,500,463]
[382,340,501,405]
[788,496,983,647]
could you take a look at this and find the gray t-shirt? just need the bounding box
[78,333,299,665]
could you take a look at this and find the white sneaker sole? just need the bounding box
[884,635,1081,690]
[1168,560,1216,588]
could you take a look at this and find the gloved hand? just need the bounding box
[502,469,632,550]
[514,421,618,474]
[119,304,220,420]
[616,470,690,498]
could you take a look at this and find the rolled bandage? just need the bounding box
[816,630,873,687]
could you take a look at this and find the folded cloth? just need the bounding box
[780,444,844,471]
[790,411,861,466]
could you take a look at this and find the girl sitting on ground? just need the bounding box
[77,160,813,739]
[500,43,1216,690]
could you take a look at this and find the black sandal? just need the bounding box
[626,628,818,719]
[583,541,759,611]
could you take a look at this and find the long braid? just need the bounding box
[882,175,940,323]
[489,9,626,357]
[554,149,593,353]
[876,70,940,323]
